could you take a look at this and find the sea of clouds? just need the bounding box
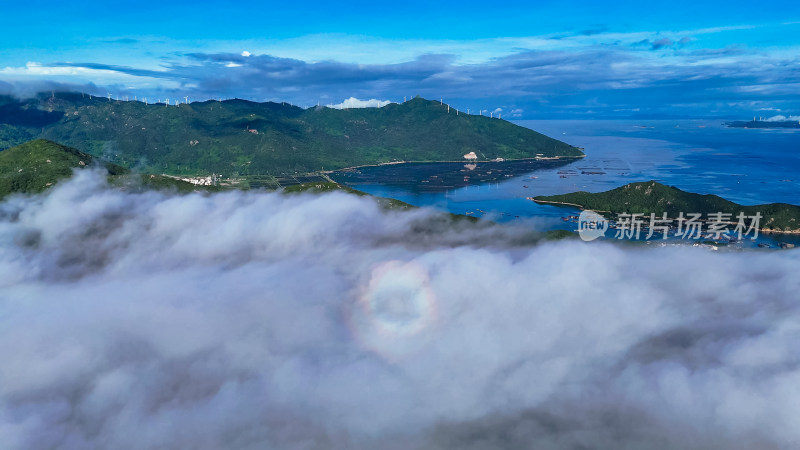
[1,170,799,449]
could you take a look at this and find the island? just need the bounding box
[726,119,800,129]
[531,181,800,233]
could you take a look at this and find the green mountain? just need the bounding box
[532,181,800,232]
[0,93,583,177]
[0,139,576,245]
[0,139,205,198]
[0,139,119,197]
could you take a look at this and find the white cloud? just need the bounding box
[0,61,177,91]
[2,22,799,117]
[1,171,800,449]
[237,24,766,66]
[765,114,800,122]
[328,97,393,109]
[0,61,114,77]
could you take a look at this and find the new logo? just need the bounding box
[578,210,608,241]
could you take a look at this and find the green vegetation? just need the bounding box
[282,181,367,196]
[533,181,800,232]
[0,139,211,198]
[544,229,579,240]
[0,140,452,217]
[0,139,579,245]
[0,139,121,198]
[0,93,583,177]
[108,173,221,194]
[283,180,446,213]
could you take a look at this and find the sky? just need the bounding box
[1,0,799,117]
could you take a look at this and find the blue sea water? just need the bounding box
[331,120,799,244]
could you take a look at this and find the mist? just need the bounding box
[1,171,799,449]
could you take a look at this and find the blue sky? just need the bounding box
[1,0,799,117]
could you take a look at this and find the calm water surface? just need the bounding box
[331,119,799,245]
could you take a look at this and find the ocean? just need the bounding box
[330,119,799,245]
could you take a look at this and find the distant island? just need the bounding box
[0,93,583,181]
[531,181,800,233]
[726,119,800,129]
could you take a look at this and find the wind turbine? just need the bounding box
[107,93,112,101]
[184,96,189,104]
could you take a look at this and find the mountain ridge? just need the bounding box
[0,92,583,177]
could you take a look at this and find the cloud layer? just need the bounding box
[3,25,800,117]
[327,97,394,109]
[1,171,800,449]
[765,114,800,122]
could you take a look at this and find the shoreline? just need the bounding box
[529,198,800,235]
[762,229,800,235]
[323,154,585,174]
[529,198,609,212]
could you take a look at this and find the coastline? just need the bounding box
[528,198,608,212]
[529,198,800,235]
[323,154,586,174]
[762,229,800,235]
